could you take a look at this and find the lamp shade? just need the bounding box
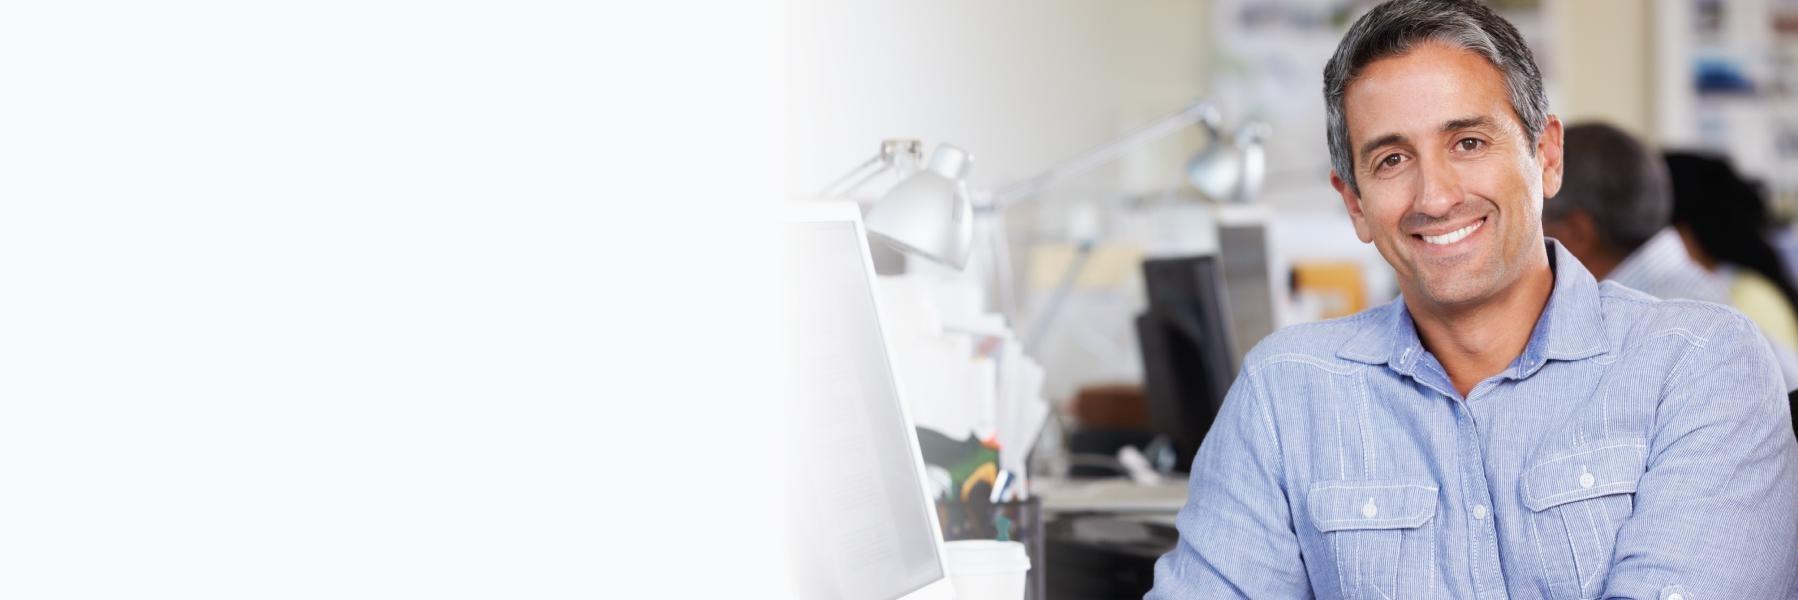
[1187,122,1269,204]
[1185,143,1243,203]
[867,144,974,268]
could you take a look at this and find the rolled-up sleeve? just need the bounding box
[1147,371,1311,599]
[1603,316,1798,599]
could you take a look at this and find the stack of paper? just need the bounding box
[875,273,1052,500]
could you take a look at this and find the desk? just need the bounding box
[1033,477,1189,514]
[1033,477,1185,599]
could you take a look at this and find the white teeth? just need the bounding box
[1421,220,1482,245]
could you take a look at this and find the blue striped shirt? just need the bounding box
[1148,241,1798,599]
[1606,228,1731,306]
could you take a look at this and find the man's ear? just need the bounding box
[1332,170,1373,243]
[1538,114,1565,198]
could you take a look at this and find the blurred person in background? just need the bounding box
[1666,151,1798,356]
[1545,123,1798,390]
[1542,123,1728,302]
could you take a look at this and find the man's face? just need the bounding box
[1331,42,1563,311]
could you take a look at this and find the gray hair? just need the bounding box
[1545,122,1671,253]
[1324,0,1548,194]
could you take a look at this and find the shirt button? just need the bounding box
[1668,594,1684,600]
[1579,471,1596,489]
[1472,504,1488,520]
[1361,499,1378,518]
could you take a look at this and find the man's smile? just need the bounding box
[1408,215,1490,257]
[1417,217,1484,245]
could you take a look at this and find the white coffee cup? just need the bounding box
[944,540,1031,600]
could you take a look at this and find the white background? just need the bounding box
[0,1,788,597]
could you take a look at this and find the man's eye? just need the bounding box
[1380,154,1405,169]
[1457,138,1485,151]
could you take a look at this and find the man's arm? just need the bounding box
[1146,372,1311,599]
[1603,316,1798,599]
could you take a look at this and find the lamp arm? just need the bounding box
[1023,237,1096,354]
[815,153,891,200]
[814,139,924,200]
[987,100,1219,208]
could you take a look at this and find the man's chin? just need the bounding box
[1413,279,1500,310]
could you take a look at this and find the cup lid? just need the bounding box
[944,540,1031,575]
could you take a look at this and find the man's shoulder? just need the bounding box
[1240,303,1394,374]
[1597,280,1757,346]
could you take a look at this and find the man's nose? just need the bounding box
[1414,152,1463,217]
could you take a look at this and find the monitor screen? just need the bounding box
[781,208,951,600]
[1136,254,1238,473]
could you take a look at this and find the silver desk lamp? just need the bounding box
[817,140,976,269]
[809,99,1268,334]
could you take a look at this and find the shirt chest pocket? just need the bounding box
[1308,480,1440,600]
[1521,441,1647,600]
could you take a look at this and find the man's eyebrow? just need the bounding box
[1357,133,1406,162]
[1441,116,1497,132]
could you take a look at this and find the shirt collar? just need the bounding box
[1336,239,1610,375]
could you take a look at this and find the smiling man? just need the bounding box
[1146,1,1798,599]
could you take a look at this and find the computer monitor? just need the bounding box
[780,203,956,600]
[1216,217,1275,365]
[1134,254,1238,473]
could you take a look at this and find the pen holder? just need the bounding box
[936,496,1045,600]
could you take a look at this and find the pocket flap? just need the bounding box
[1307,480,1439,533]
[1522,440,1647,512]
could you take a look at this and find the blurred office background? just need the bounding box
[794,0,1798,407]
[787,0,1798,597]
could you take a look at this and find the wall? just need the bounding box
[787,0,1211,202]
[1548,0,1658,139]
